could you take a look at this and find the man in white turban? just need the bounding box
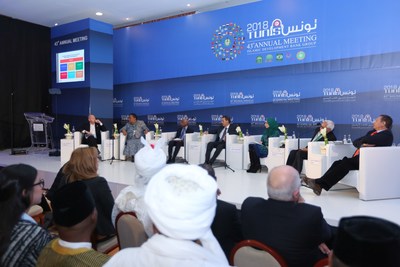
[105,164,230,267]
[111,137,166,237]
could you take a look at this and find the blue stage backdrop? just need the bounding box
[51,19,114,135]
[112,0,400,142]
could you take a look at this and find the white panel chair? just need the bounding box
[264,136,286,171]
[226,134,244,170]
[186,132,202,164]
[358,146,400,200]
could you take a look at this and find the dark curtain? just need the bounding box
[0,15,51,149]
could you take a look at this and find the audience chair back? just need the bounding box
[115,211,148,249]
[313,257,329,267]
[230,240,288,267]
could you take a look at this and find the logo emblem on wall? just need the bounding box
[121,115,129,124]
[296,51,306,60]
[211,22,245,61]
[272,90,301,103]
[161,95,180,106]
[147,115,165,126]
[383,84,400,101]
[113,98,123,108]
[351,114,374,129]
[134,96,150,107]
[193,94,215,106]
[296,114,326,128]
[177,115,197,125]
[250,114,266,127]
[322,87,356,103]
[230,92,255,104]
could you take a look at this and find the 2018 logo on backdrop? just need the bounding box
[134,96,150,107]
[193,94,215,106]
[121,115,129,124]
[351,114,374,129]
[272,90,301,103]
[113,98,123,108]
[161,95,180,106]
[246,18,318,62]
[383,84,400,101]
[230,92,255,104]
[322,87,356,103]
[250,114,266,127]
[296,114,326,128]
[211,22,245,61]
[147,115,165,126]
[177,115,197,125]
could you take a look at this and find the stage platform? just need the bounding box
[1,149,399,226]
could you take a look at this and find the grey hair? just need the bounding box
[267,167,300,201]
[325,120,335,130]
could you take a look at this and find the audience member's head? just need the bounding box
[52,181,97,241]
[144,164,218,245]
[134,137,166,185]
[267,165,302,202]
[0,172,24,256]
[63,147,98,183]
[1,164,42,209]
[330,216,400,267]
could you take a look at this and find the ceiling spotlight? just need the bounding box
[125,18,130,21]
[187,3,191,7]
[96,12,103,16]
[54,23,58,26]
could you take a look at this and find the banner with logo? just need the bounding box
[113,0,400,143]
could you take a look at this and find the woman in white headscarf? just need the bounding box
[111,137,166,237]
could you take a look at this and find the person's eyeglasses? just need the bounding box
[33,179,45,189]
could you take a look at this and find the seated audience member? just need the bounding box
[286,120,337,174]
[247,118,281,173]
[199,163,242,260]
[330,216,400,267]
[0,164,52,267]
[167,118,194,163]
[104,165,230,267]
[60,147,115,240]
[37,181,110,266]
[121,113,149,162]
[78,114,107,150]
[241,165,333,267]
[112,137,166,236]
[204,115,237,165]
[303,114,393,196]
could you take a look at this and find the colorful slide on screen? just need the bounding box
[56,49,84,83]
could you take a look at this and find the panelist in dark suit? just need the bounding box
[204,115,237,165]
[77,114,107,149]
[304,114,393,196]
[167,118,194,163]
[286,120,337,174]
[242,166,333,267]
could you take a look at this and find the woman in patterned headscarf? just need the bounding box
[247,118,281,173]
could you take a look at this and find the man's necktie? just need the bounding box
[353,131,378,157]
[220,128,227,142]
[180,127,186,139]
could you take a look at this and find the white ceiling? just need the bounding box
[0,0,259,28]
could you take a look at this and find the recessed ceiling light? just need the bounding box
[125,18,130,21]
[54,23,58,26]
[96,12,103,16]
[187,3,191,7]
